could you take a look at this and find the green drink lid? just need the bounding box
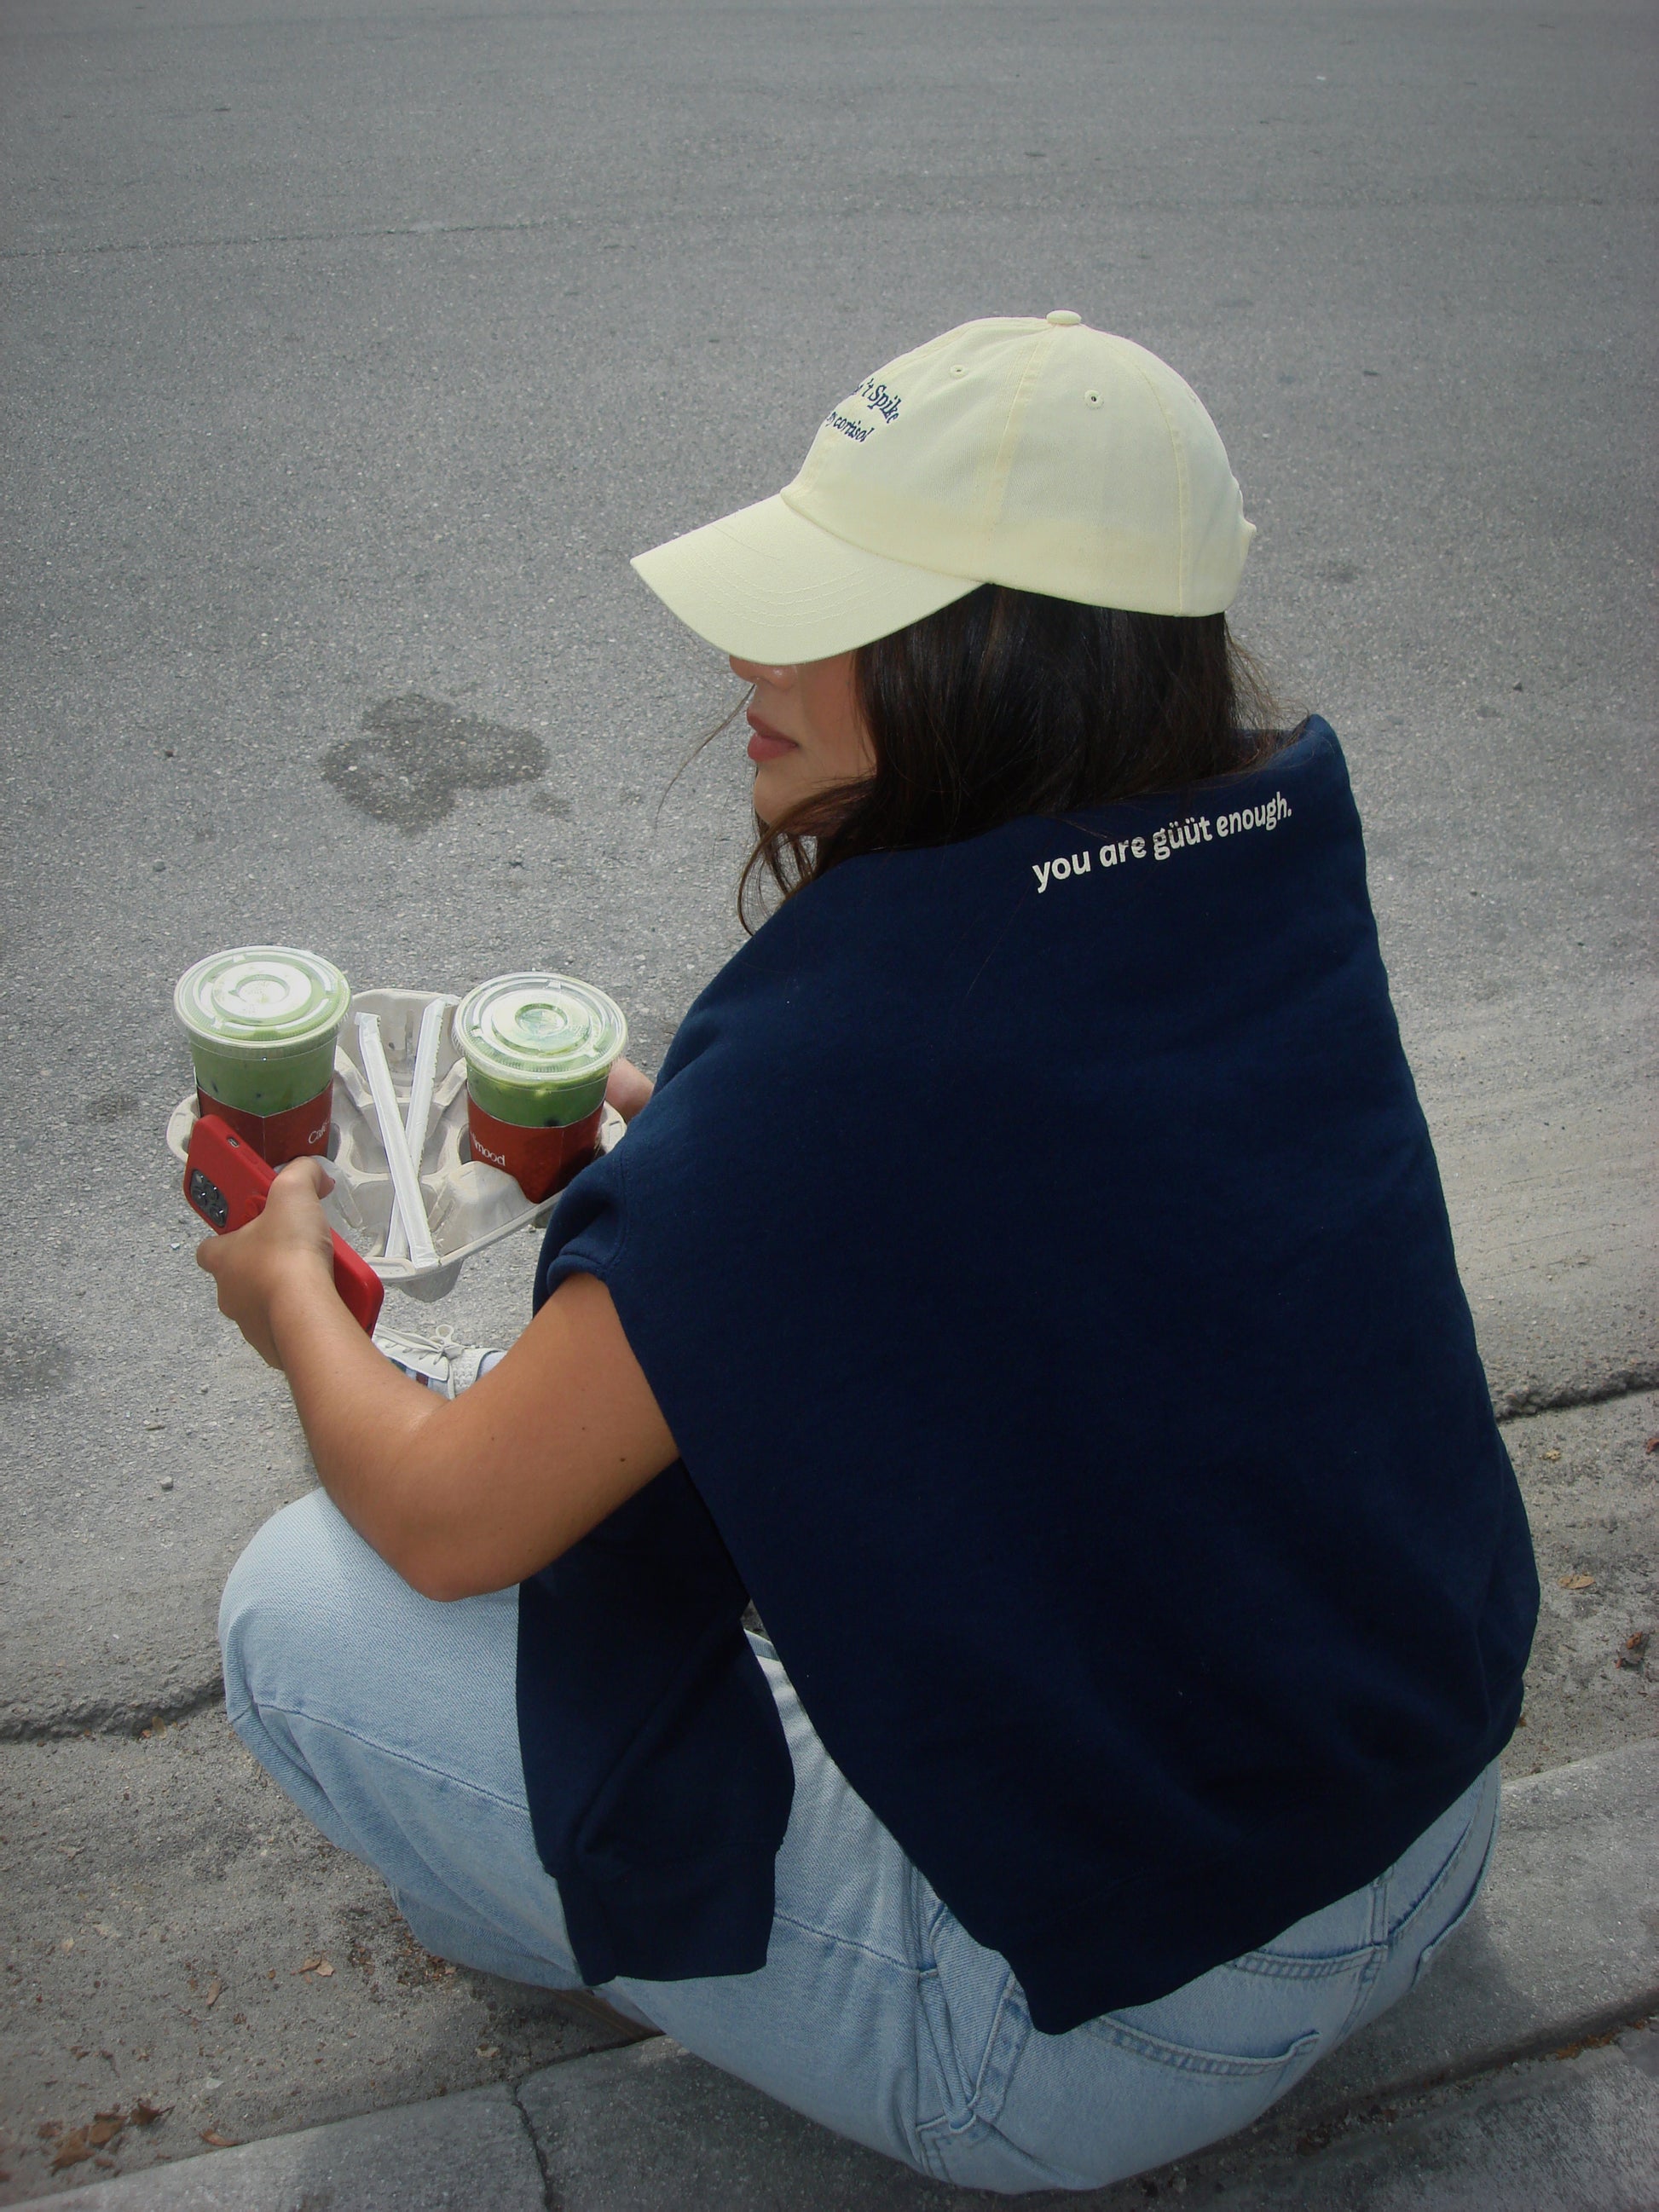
[174,946,352,1060]
[454,973,627,1091]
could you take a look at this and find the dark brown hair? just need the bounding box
[738,583,1284,930]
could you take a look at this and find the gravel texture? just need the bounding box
[0,1719,627,2204]
[1499,1391,1657,1780]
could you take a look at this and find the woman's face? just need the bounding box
[730,652,874,826]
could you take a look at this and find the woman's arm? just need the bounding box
[196,1158,678,1601]
[604,1056,655,1122]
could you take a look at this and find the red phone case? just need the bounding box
[184,1114,384,1335]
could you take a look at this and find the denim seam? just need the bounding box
[913,2117,957,2185]
[1333,1943,1386,2041]
[1408,1797,1501,1990]
[916,1967,1028,2147]
[1082,2018,1322,2079]
[910,1891,1030,2135]
[964,1971,1029,2122]
[946,2112,1097,2192]
[1225,1947,1373,1984]
[250,1702,529,1815]
[912,1964,963,2153]
[1391,1782,1494,1943]
[769,1905,918,1976]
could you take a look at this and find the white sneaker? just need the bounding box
[373,1323,502,1399]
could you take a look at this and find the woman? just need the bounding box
[205,314,1537,2192]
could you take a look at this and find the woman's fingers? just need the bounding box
[190,1151,338,1367]
[272,1154,336,1203]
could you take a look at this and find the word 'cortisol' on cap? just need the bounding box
[631,312,1255,663]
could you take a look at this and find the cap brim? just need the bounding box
[630,494,980,663]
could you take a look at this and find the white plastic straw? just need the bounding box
[356,1011,438,1272]
[383,999,445,1266]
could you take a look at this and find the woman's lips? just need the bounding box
[745,710,799,763]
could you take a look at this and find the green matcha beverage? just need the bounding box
[175,947,351,1165]
[454,973,627,1201]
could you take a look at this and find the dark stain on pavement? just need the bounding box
[85,1091,142,1124]
[0,1320,76,1402]
[322,695,550,832]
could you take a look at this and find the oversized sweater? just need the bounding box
[517,718,1537,2035]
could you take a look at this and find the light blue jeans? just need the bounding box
[220,1491,1500,2194]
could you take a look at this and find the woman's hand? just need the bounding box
[194,1155,338,1370]
[193,1153,678,1596]
[604,1055,655,1122]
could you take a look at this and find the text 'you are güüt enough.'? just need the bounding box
[1032,791,1292,893]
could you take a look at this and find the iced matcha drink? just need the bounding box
[455,973,627,1128]
[455,973,627,1200]
[175,947,351,1163]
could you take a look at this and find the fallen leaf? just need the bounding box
[130,2101,171,2128]
[1616,1632,1649,1670]
[87,2117,124,2148]
[312,1960,334,1978]
[295,1956,321,1975]
[1645,1434,1658,1455]
[93,2109,124,2124]
[199,2129,240,2148]
[1541,1448,1560,1462]
[59,1845,83,1858]
[203,1978,223,2007]
[50,2132,91,2171]
[1558,1573,1594,1591]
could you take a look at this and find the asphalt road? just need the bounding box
[1,0,1654,1747]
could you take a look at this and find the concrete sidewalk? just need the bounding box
[35,1738,1659,2209]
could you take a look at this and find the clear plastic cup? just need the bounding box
[454,973,627,1200]
[175,946,351,1165]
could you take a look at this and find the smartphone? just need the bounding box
[184,1113,384,1335]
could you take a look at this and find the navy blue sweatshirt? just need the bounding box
[520,719,1537,2035]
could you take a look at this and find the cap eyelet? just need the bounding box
[1084,390,1102,407]
[950,364,968,378]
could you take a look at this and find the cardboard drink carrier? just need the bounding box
[171,985,625,1302]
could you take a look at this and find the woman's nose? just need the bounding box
[730,656,796,688]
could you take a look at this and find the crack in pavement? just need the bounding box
[508,2076,558,2212]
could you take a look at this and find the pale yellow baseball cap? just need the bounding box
[631,312,1254,663]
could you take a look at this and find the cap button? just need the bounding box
[1046,309,1083,326]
